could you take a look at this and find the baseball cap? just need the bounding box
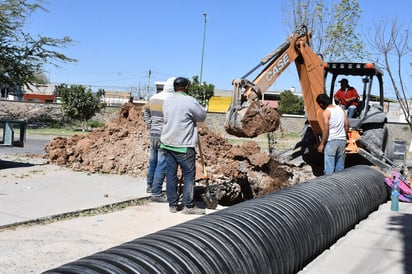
[339,78,348,84]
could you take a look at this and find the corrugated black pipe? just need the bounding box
[44,165,388,274]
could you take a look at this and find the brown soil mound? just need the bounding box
[44,103,313,205]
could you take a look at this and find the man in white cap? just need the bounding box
[144,76,176,202]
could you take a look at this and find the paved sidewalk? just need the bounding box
[300,200,412,274]
[0,162,146,228]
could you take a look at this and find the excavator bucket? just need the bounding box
[224,79,280,138]
[225,101,280,138]
[224,81,280,138]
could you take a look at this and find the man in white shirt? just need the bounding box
[316,93,349,175]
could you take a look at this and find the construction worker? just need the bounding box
[334,78,360,118]
[144,76,176,202]
[316,93,349,175]
[160,77,207,214]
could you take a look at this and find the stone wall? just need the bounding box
[1,101,410,145]
[0,101,119,127]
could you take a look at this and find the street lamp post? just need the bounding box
[199,12,207,84]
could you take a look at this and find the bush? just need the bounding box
[277,90,304,115]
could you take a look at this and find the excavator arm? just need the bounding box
[225,25,325,138]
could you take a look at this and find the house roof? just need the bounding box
[24,83,55,95]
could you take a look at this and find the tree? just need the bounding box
[281,0,366,61]
[189,75,214,107]
[277,90,305,115]
[367,18,412,130]
[33,71,49,84]
[56,84,105,132]
[0,0,75,87]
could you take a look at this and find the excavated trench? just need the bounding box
[44,103,315,206]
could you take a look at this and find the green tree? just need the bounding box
[0,0,75,87]
[189,75,214,107]
[56,84,105,132]
[281,0,367,61]
[277,90,305,115]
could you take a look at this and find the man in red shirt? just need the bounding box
[334,78,359,118]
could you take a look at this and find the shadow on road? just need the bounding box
[0,159,36,170]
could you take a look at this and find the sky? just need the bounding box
[25,0,412,98]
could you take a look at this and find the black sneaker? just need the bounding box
[146,186,152,193]
[181,206,206,215]
[151,195,168,203]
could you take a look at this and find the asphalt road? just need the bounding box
[0,134,54,155]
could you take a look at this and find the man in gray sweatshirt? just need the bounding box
[160,77,207,214]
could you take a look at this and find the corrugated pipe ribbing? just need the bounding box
[44,165,388,274]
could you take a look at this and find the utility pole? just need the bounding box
[199,12,207,84]
[146,69,151,100]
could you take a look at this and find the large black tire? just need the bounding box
[361,127,387,154]
[347,126,390,168]
[381,125,389,153]
[384,134,395,161]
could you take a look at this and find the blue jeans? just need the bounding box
[147,135,167,195]
[164,148,196,208]
[342,105,357,118]
[324,139,346,175]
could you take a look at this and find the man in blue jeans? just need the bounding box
[144,77,175,202]
[160,77,207,214]
[316,93,349,175]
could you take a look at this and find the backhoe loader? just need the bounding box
[225,25,404,176]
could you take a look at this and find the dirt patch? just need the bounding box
[44,103,314,205]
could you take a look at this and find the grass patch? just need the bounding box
[89,120,105,128]
[26,127,89,137]
[26,120,105,137]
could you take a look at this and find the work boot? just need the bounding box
[151,195,168,203]
[181,206,206,215]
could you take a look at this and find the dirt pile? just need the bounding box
[45,103,149,175]
[44,103,313,205]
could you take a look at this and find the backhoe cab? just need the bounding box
[323,62,399,175]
